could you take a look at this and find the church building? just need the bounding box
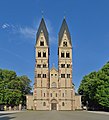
[26,18,81,110]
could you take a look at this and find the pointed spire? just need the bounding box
[58,18,72,46]
[36,17,49,46]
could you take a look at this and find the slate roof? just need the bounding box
[58,18,72,46]
[36,18,49,46]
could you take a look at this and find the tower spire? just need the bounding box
[58,18,72,46]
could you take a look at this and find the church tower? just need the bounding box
[58,18,74,110]
[58,18,72,88]
[33,18,50,110]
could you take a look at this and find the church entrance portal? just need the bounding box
[51,103,57,110]
[51,99,57,110]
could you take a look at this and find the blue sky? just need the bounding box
[0,0,109,91]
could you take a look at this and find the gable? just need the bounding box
[59,30,72,48]
[36,31,48,47]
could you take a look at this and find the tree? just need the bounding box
[18,75,32,105]
[0,69,32,106]
[78,62,109,111]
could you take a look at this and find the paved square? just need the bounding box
[0,111,109,120]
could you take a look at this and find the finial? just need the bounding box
[41,10,44,18]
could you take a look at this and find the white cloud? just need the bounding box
[0,19,56,43]
[2,23,10,29]
[19,27,36,39]
[1,23,36,39]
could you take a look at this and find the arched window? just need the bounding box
[40,41,44,46]
[38,51,41,57]
[51,82,57,88]
[43,51,46,57]
[62,93,64,97]
[43,64,46,68]
[61,52,64,58]
[66,52,70,58]
[44,93,45,97]
[62,102,65,106]
[63,41,67,47]
[43,102,46,106]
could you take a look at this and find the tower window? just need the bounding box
[40,41,44,46]
[37,74,41,78]
[61,64,65,68]
[37,64,41,68]
[62,102,65,106]
[61,52,64,58]
[50,93,52,97]
[44,93,45,97]
[56,93,57,97]
[43,74,46,78]
[66,52,70,58]
[51,74,53,77]
[67,64,70,68]
[62,93,64,97]
[43,102,46,106]
[61,74,65,78]
[38,52,41,57]
[55,74,57,76]
[43,64,46,68]
[67,74,70,78]
[63,42,67,47]
[43,52,46,57]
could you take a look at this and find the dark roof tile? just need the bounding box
[58,18,72,46]
[36,18,49,46]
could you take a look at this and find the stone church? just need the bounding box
[26,18,81,110]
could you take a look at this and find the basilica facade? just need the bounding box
[26,18,81,110]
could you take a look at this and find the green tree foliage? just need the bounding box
[0,69,32,106]
[78,62,109,111]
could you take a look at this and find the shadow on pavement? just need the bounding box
[0,113,15,120]
[0,116,15,120]
[0,113,15,116]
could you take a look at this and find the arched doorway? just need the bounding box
[51,99,57,110]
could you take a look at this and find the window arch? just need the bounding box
[63,41,67,47]
[66,52,70,58]
[61,52,64,58]
[43,102,46,106]
[40,41,44,46]
[43,51,46,57]
[62,102,65,106]
[38,51,41,57]
[51,82,57,88]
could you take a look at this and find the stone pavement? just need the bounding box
[0,111,109,120]
[88,111,109,115]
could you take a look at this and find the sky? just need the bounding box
[0,0,109,91]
